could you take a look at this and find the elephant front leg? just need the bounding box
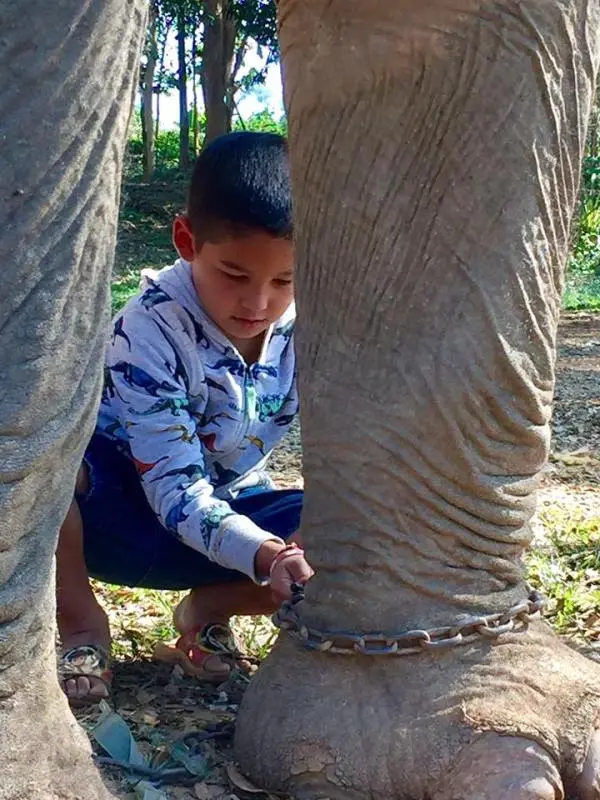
[236,0,600,797]
[0,1,146,797]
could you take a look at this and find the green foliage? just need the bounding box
[127,126,201,179]
[235,108,287,136]
[126,109,285,181]
[565,112,600,309]
[570,156,600,276]
[564,182,600,308]
[230,0,278,59]
[563,273,600,311]
[155,128,187,169]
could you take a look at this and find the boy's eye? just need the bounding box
[274,279,293,287]
[221,270,246,282]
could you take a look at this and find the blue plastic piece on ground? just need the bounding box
[92,702,168,798]
[92,701,148,768]
[135,781,168,799]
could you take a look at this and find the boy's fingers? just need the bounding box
[271,557,314,603]
[291,557,314,581]
[280,557,312,581]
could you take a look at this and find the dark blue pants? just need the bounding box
[78,433,303,590]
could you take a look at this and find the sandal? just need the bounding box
[59,644,113,707]
[153,623,239,683]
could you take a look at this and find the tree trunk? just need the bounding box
[201,0,237,144]
[0,1,146,798]
[227,36,248,130]
[177,6,190,170]
[154,19,170,141]
[154,86,160,141]
[141,2,158,182]
[191,23,199,157]
[235,1,600,797]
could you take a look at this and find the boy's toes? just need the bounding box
[203,653,232,678]
[59,644,112,706]
[87,676,110,701]
[63,676,109,704]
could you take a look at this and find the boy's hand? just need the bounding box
[255,540,314,603]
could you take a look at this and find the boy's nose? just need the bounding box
[243,288,270,314]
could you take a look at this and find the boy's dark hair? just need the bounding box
[187,131,292,242]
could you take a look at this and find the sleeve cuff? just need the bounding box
[214,514,284,584]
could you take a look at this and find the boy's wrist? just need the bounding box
[254,538,286,581]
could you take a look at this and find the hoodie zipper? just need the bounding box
[238,325,272,440]
[244,368,257,425]
[236,366,257,451]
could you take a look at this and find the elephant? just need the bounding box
[1,0,600,798]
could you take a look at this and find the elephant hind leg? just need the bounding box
[436,733,563,800]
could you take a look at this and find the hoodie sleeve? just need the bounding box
[106,305,283,582]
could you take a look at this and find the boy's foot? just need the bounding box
[152,593,236,682]
[59,628,112,706]
[153,623,237,682]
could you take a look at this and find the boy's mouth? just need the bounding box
[232,316,267,327]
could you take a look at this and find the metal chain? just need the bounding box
[273,586,545,656]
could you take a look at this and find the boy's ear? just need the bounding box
[173,215,197,262]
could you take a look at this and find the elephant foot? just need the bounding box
[436,732,564,799]
[234,621,600,799]
[0,661,115,799]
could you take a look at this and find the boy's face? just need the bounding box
[173,216,294,343]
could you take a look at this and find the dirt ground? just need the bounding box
[538,312,600,522]
[76,312,600,800]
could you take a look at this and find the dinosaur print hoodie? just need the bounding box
[97,258,297,583]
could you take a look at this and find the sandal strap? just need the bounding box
[196,623,239,657]
[60,644,111,681]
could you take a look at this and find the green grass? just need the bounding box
[111,270,142,314]
[112,179,185,313]
[526,509,600,643]
[112,196,178,313]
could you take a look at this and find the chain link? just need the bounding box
[273,586,545,656]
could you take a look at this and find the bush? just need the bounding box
[126,130,183,179]
[125,109,286,181]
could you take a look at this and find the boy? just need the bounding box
[57,132,313,705]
